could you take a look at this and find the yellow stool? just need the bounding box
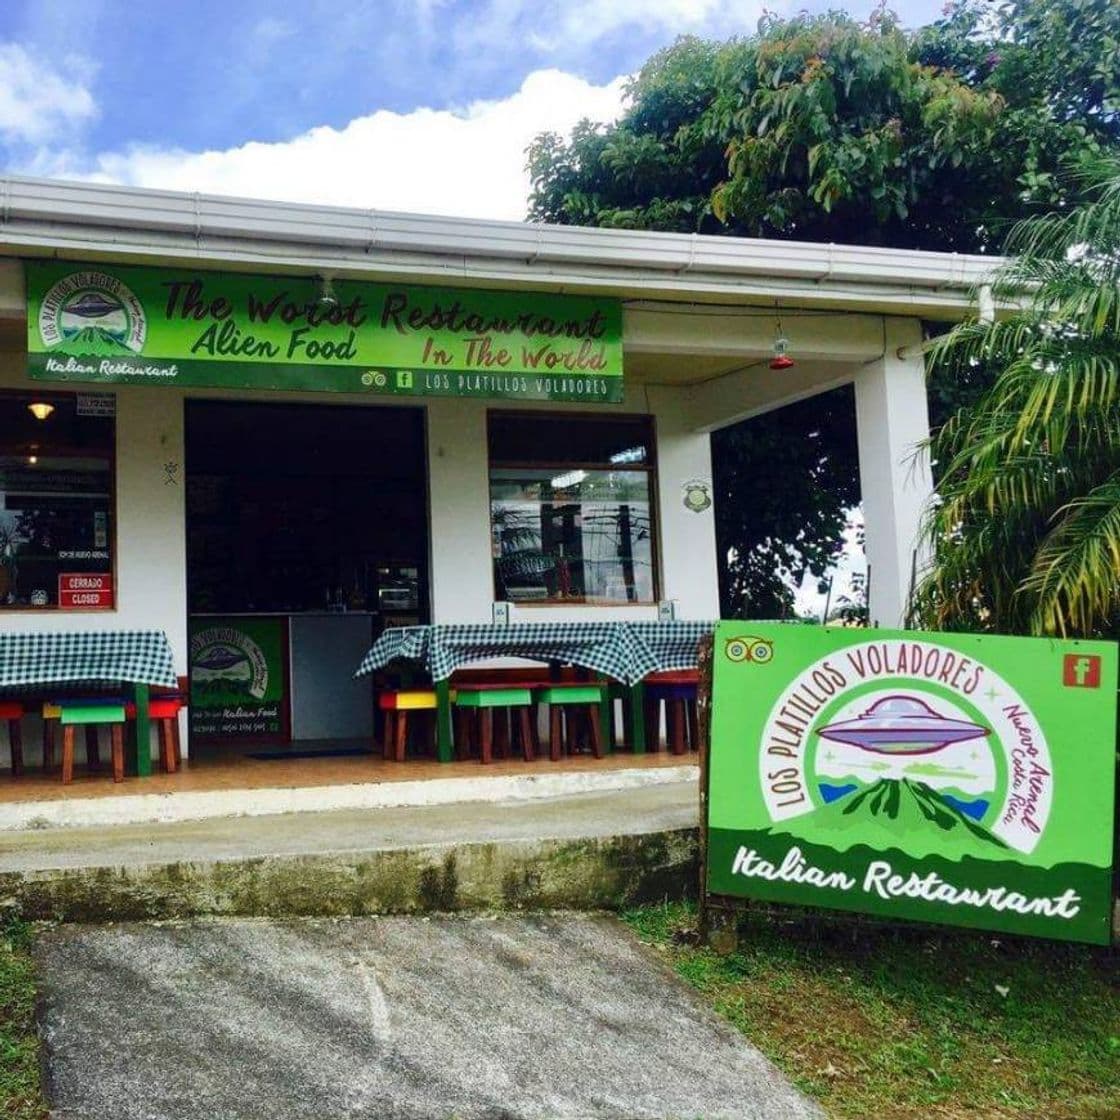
[378,690,443,762]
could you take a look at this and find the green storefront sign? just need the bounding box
[708,623,1118,944]
[189,617,289,740]
[26,261,624,403]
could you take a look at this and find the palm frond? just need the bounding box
[1024,472,1120,636]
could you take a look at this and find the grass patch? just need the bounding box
[622,902,1120,1119]
[0,916,46,1120]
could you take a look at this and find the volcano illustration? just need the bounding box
[776,777,1007,856]
[816,695,988,756]
[57,325,133,356]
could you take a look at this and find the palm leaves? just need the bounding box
[914,157,1120,637]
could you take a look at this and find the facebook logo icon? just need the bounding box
[1063,654,1102,688]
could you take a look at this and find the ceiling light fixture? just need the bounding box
[550,469,587,490]
[316,275,339,311]
[27,401,54,421]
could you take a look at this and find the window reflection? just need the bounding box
[0,393,114,609]
[487,413,657,605]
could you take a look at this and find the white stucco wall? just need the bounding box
[0,366,187,651]
[0,350,721,767]
[425,385,719,625]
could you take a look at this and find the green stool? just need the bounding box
[60,704,126,784]
[454,687,535,764]
[537,684,606,761]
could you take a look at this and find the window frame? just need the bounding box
[0,388,117,613]
[486,409,661,608]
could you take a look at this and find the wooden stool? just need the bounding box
[537,684,605,760]
[41,702,63,772]
[378,690,439,762]
[454,687,535,764]
[0,702,23,776]
[59,703,126,784]
[43,701,106,772]
[644,672,699,755]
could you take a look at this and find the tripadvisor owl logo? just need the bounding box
[748,638,1053,858]
[38,270,147,356]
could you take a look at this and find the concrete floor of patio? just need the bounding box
[0,740,694,805]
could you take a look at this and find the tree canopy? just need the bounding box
[526,1,1120,618]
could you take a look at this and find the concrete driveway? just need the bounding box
[35,914,820,1120]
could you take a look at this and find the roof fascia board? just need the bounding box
[0,175,1000,319]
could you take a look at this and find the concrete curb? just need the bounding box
[0,764,697,831]
[3,828,700,922]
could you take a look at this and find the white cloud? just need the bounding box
[540,0,768,48]
[86,69,627,221]
[0,43,97,145]
[460,0,774,53]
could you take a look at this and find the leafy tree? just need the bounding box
[526,3,1119,618]
[712,385,860,618]
[913,157,1120,636]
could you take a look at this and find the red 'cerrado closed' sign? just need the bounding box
[58,573,113,609]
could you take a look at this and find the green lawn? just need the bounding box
[0,917,45,1120]
[623,902,1120,1119]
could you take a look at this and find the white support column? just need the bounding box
[426,399,494,623]
[647,385,721,620]
[854,318,934,628]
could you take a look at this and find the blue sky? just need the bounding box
[0,0,946,219]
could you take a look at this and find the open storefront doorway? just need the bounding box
[184,400,429,760]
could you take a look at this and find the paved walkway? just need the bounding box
[0,780,696,873]
[36,914,821,1120]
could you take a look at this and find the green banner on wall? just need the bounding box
[189,616,289,740]
[26,261,624,403]
[707,623,1118,944]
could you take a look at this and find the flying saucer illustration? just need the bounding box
[816,695,989,756]
[193,646,250,673]
[64,292,122,319]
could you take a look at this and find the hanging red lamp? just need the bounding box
[769,318,796,370]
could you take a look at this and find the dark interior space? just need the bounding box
[185,400,429,620]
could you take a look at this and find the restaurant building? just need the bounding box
[0,176,992,773]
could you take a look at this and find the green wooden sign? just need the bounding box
[26,261,624,403]
[708,623,1117,944]
[189,617,289,740]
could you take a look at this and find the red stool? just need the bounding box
[125,697,184,773]
[0,702,23,776]
[644,671,700,755]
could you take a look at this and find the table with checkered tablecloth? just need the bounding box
[0,630,178,690]
[0,630,178,776]
[355,621,715,760]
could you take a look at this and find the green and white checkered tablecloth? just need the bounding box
[355,621,715,685]
[0,630,178,690]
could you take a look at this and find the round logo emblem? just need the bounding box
[38,271,147,355]
[682,478,712,513]
[751,639,1052,855]
[190,627,269,701]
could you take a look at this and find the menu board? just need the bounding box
[188,616,290,741]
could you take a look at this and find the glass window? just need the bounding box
[488,414,657,605]
[0,391,115,610]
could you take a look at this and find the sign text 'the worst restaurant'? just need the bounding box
[27,262,624,403]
